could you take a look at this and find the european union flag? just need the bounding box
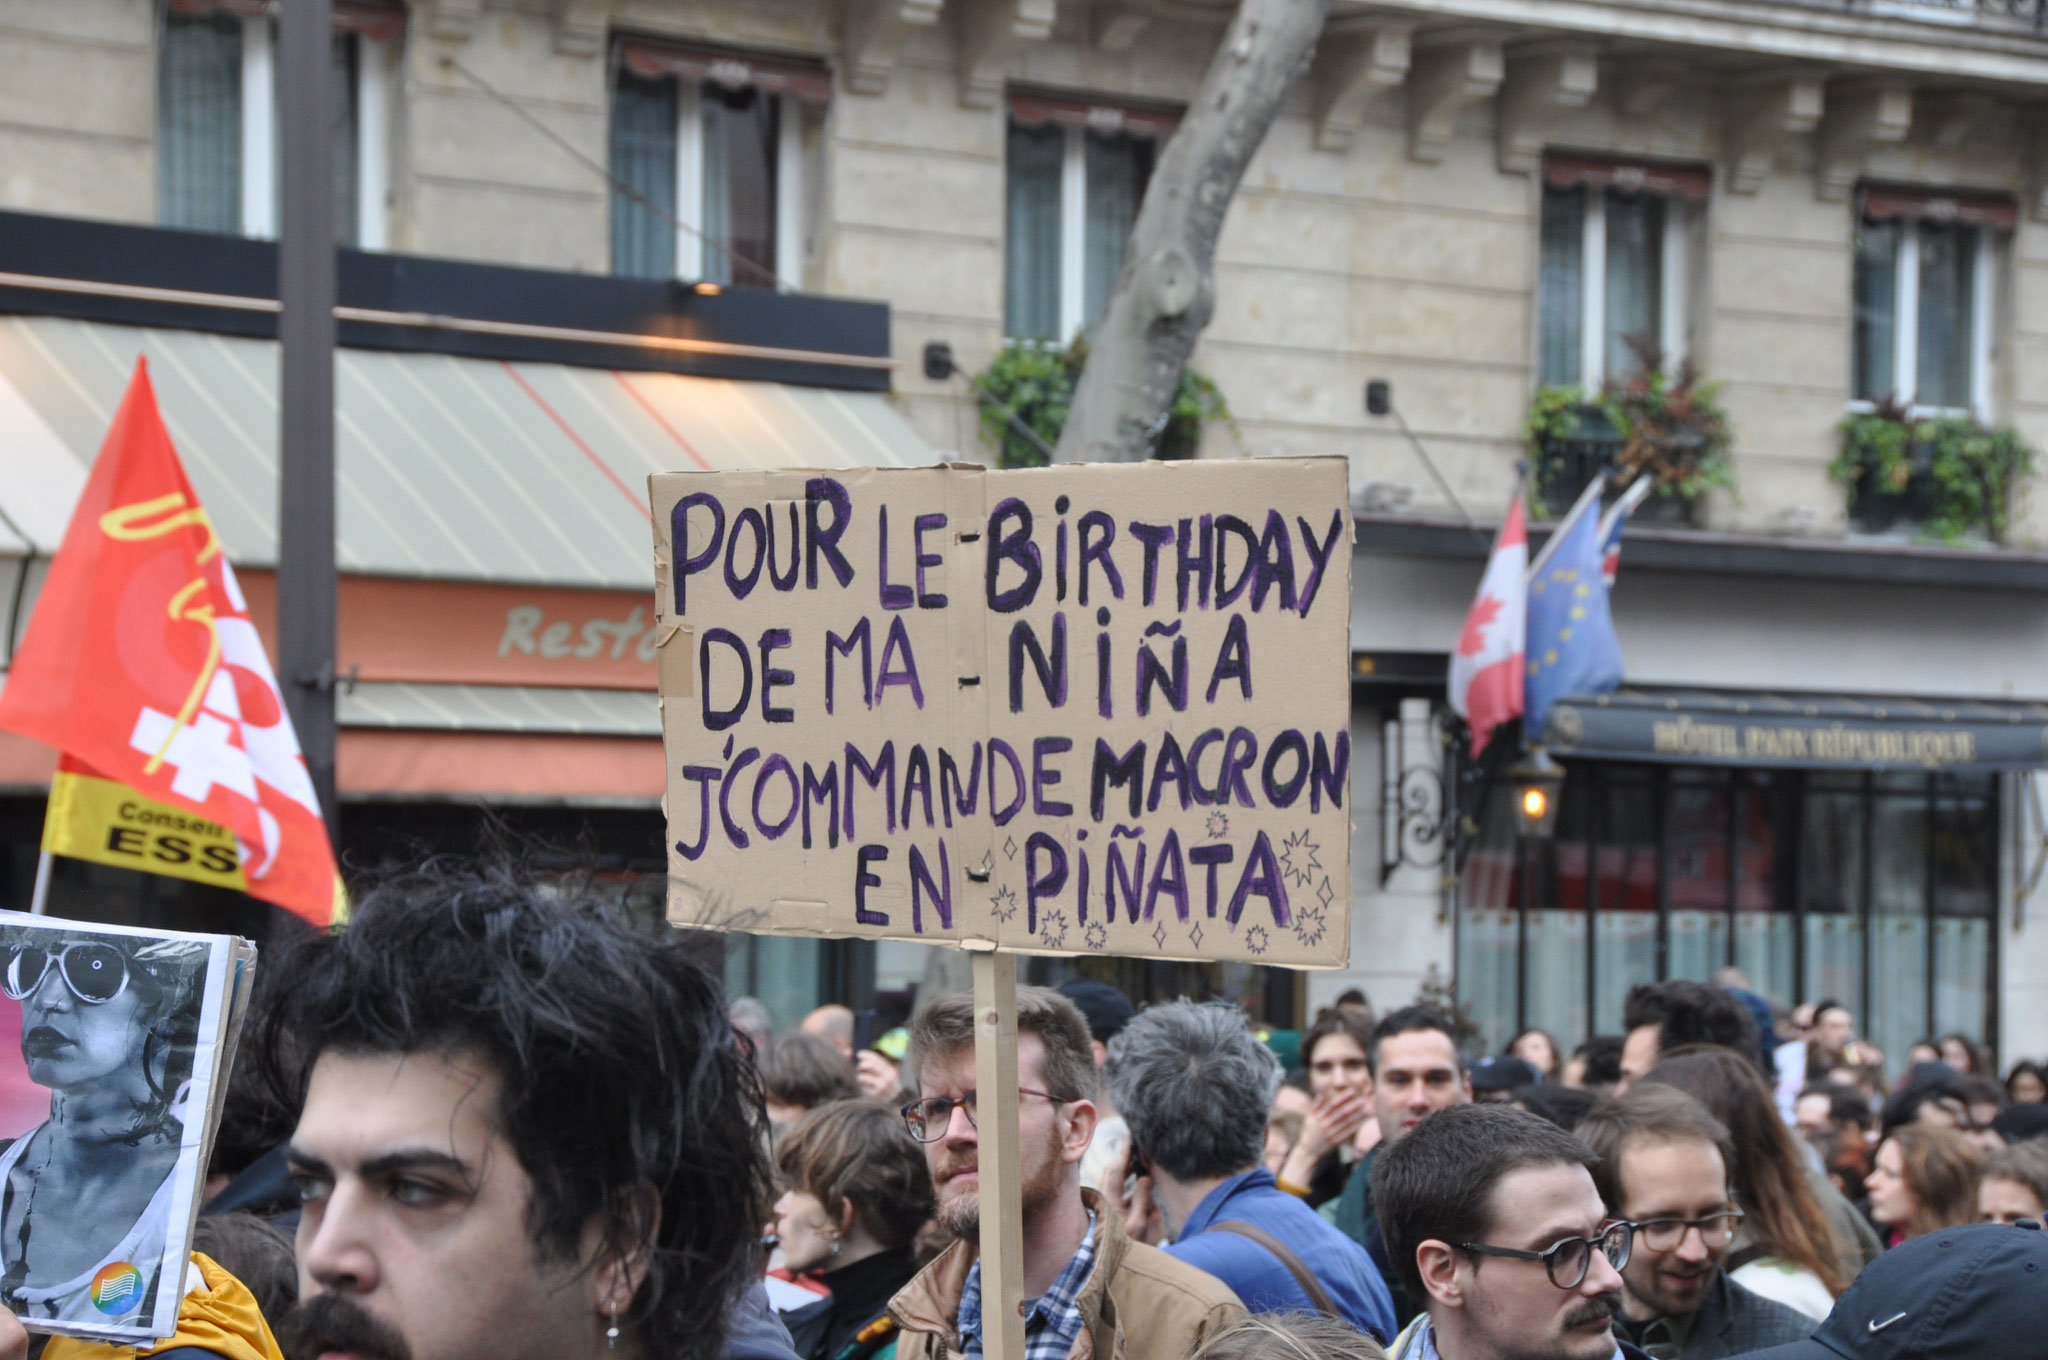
[1524,489,1624,742]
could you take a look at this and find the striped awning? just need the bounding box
[0,314,936,590]
[339,683,659,737]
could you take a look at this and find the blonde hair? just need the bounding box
[905,986,1098,1103]
[1887,1123,1986,1237]
[1188,1314,1387,1360]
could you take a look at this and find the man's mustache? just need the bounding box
[1563,1295,1620,1329]
[278,1292,415,1360]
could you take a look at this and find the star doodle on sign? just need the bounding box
[1040,911,1070,949]
[1315,875,1335,908]
[1084,922,1108,951]
[990,885,1019,924]
[1206,810,1230,839]
[1293,905,1327,949]
[1244,925,1270,956]
[1151,922,1168,949]
[1188,922,1205,949]
[1278,830,1321,888]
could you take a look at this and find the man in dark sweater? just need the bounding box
[1576,1088,1813,1360]
[1328,1006,1472,1325]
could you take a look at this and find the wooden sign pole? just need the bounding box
[971,947,1026,1360]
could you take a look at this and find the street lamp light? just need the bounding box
[1510,747,1565,840]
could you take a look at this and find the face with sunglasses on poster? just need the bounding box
[0,933,198,1317]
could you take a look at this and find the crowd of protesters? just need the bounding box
[0,876,2042,1360]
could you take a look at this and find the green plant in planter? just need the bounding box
[1524,384,1588,450]
[1523,352,1735,513]
[1831,399,2036,543]
[972,338,1237,468]
[1598,358,1735,502]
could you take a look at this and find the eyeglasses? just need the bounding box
[1459,1220,1632,1289]
[1629,1210,1744,1253]
[4,944,130,1006]
[900,1089,1063,1143]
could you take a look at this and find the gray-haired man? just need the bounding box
[1105,1001,1397,1341]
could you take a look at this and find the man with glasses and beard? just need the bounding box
[1373,1103,1642,1360]
[252,867,785,1360]
[887,987,1243,1360]
[1575,1088,1813,1360]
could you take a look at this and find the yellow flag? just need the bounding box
[44,762,250,890]
[42,762,350,919]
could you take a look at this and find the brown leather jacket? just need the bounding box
[888,1189,1246,1360]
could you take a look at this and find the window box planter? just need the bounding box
[1833,408,2035,544]
[1532,405,1698,524]
[1526,365,1733,527]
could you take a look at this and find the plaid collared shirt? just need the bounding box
[956,1211,1097,1360]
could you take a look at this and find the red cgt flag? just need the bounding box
[0,359,339,925]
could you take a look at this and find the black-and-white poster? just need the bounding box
[0,914,252,1343]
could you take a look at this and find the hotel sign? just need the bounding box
[1546,700,2048,772]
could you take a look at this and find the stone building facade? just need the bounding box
[5,0,2048,1059]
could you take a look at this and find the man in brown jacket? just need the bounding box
[888,987,1244,1360]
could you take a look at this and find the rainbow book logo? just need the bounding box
[88,1262,142,1314]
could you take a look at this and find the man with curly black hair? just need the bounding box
[257,866,779,1360]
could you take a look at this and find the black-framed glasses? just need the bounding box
[1459,1220,1632,1289]
[900,1089,1062,1142]
[1629,1209,1744,1252]
[3,944,129,1006]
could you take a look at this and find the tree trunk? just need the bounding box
[1052,0,1329,464]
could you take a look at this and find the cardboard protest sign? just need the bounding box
[651,459,1352,967]
[0,914,255,1343]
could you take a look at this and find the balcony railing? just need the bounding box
[1533,407,1698,526]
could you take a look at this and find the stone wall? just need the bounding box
[4,0,2042,546]
[0,1,153,224]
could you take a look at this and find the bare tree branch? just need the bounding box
[1052,0,1330,463]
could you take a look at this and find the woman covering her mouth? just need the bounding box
[0,931,206,1325]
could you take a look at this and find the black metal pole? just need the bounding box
[277,0,339,845]
[1515,835,1531,1035]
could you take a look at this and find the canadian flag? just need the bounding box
[0,359,340,924]
[1447,499,1527,755]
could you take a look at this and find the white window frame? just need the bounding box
[671,85,803,290]
[1002,123,1127,345]
[239,17,274,239]
[1570,188,1690,389]
[232,17,390,247]
[1848,220,1996,420]
[356,33,390,250]
[1057,124,1087,343]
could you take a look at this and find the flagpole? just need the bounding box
[1528,476,1606,581]
[28,849,51,915]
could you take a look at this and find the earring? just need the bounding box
[829,1232,843,1258]
[606,1307,620,1351]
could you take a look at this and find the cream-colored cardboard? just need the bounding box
[649,458,1352,967]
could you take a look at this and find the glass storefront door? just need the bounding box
[1455,762,2000,1061]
